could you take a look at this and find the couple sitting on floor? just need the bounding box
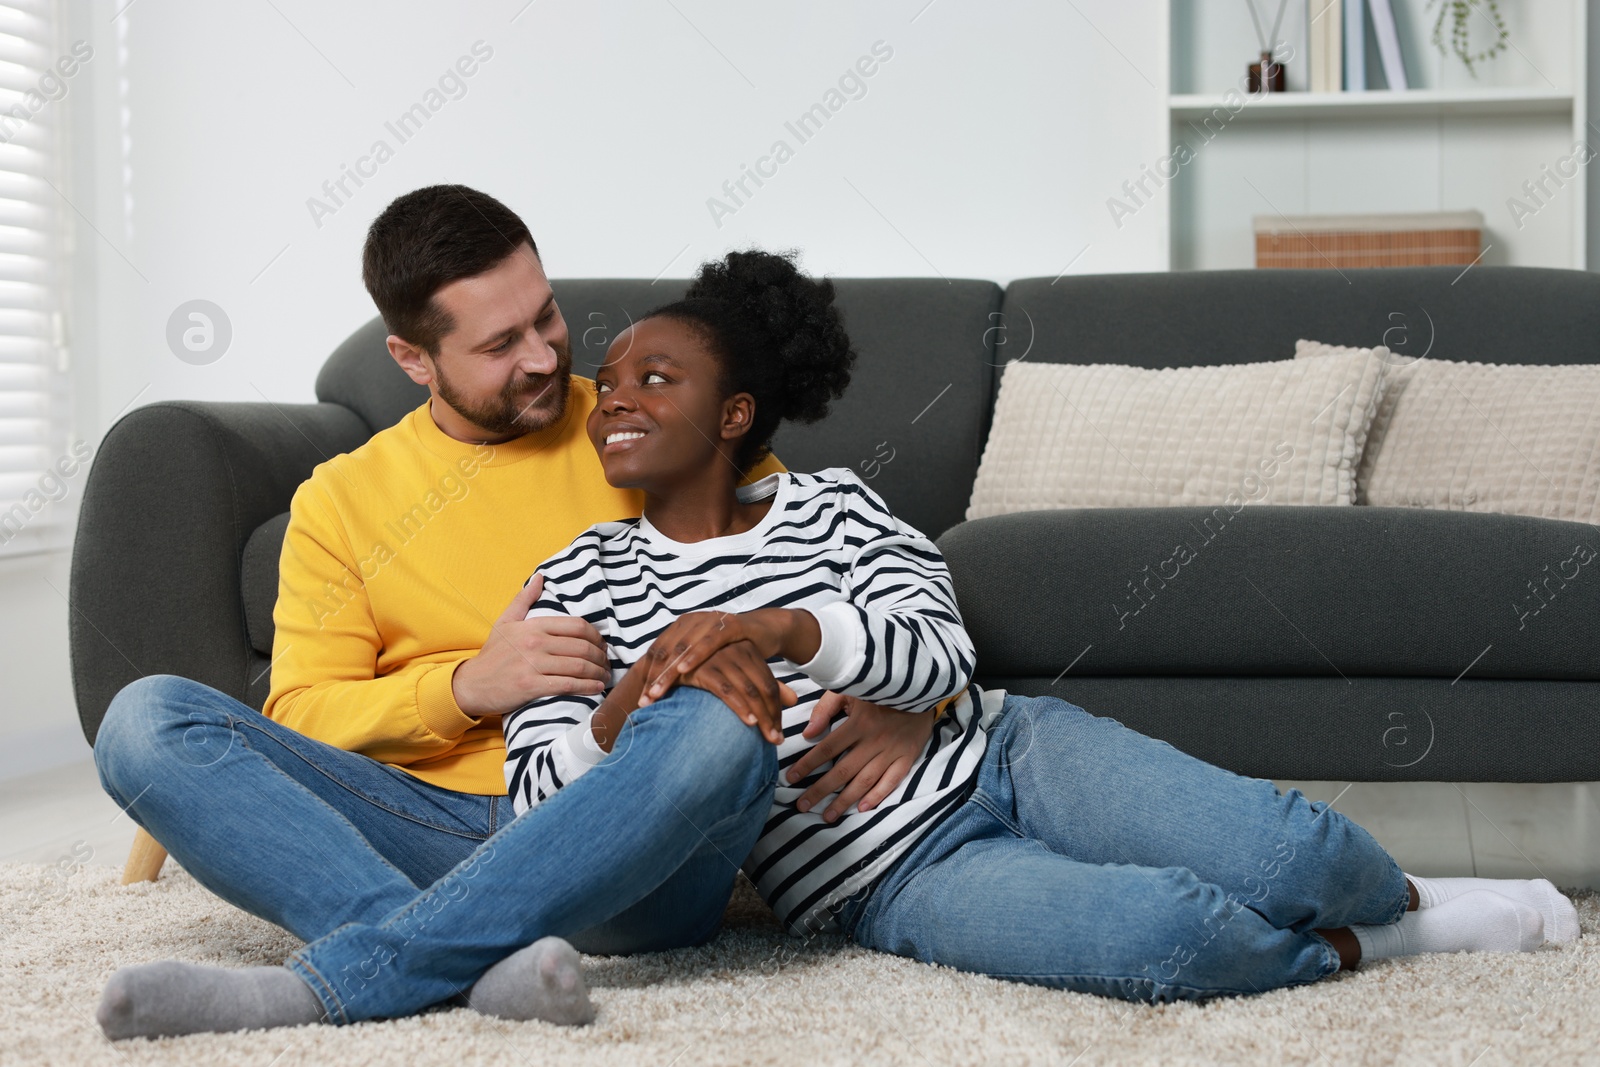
[92,184,1577,1040]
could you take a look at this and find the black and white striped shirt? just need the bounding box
[502,466,1001,934]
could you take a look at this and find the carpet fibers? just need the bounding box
[2,861,1596,1066]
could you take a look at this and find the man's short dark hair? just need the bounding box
[362,185,538,355]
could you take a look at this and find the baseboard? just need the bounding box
[0,723,92,783]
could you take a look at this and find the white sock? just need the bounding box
[1349,889,1544,962]
[1405,873,1580,944]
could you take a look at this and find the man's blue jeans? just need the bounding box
[839,693,1411,1003]
[94,675,777,1024]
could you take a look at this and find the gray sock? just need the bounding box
[467,936,595,1025]
[96,962,326,1040]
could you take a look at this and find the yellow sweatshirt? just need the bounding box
[264,377,787,794]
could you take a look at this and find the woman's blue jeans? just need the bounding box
[93,675,777,1025]
[839,693,1411,1003]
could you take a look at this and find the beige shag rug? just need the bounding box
[2,861,1595,1066]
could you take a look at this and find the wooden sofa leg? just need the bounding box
[122,828,168,884]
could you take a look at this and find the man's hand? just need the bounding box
[452,573,610,718]
[784,693,939,822]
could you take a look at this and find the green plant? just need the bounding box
[1426,0,1509,78]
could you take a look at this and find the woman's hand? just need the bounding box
[784,692,940,822]
[593,642,796,749]
[677,640,797,745]
[637,608,818,708]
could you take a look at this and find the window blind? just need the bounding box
[0,0,72,558]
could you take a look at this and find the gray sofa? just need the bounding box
[70,266,1600,782]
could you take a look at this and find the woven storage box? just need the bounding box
[1253,210,1483,269]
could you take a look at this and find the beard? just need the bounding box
[433,341,573,438]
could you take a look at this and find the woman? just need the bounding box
[504,247,1578,1003]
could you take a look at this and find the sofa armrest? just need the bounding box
[69,400,372,745]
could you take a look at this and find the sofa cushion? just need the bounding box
[1296,341,1600,524]
[966,350,1386,518]
[975,674,1600,782]
[242,512,291,656]
[938,505,1600,682]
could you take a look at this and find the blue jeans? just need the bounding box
[839,693,1410,1003]
[94,675,777,1024]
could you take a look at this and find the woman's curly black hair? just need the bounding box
[644,249,856,474]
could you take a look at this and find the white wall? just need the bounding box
[0,552,80,777]
[78,0,1170,425]
[0,0,1171,766]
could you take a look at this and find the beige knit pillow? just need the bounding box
[1295,339,1600,523]
[966,350,1388,519]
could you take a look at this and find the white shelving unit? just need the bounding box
[1170,87,1575,121]
[1161,0,1588,271]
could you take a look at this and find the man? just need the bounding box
[91,185,941,1038]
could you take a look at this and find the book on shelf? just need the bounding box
[1344,0,1365,90]
[1309,0,1343,93]
[1253,210,1484,269]
[1367,0,1408,89]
